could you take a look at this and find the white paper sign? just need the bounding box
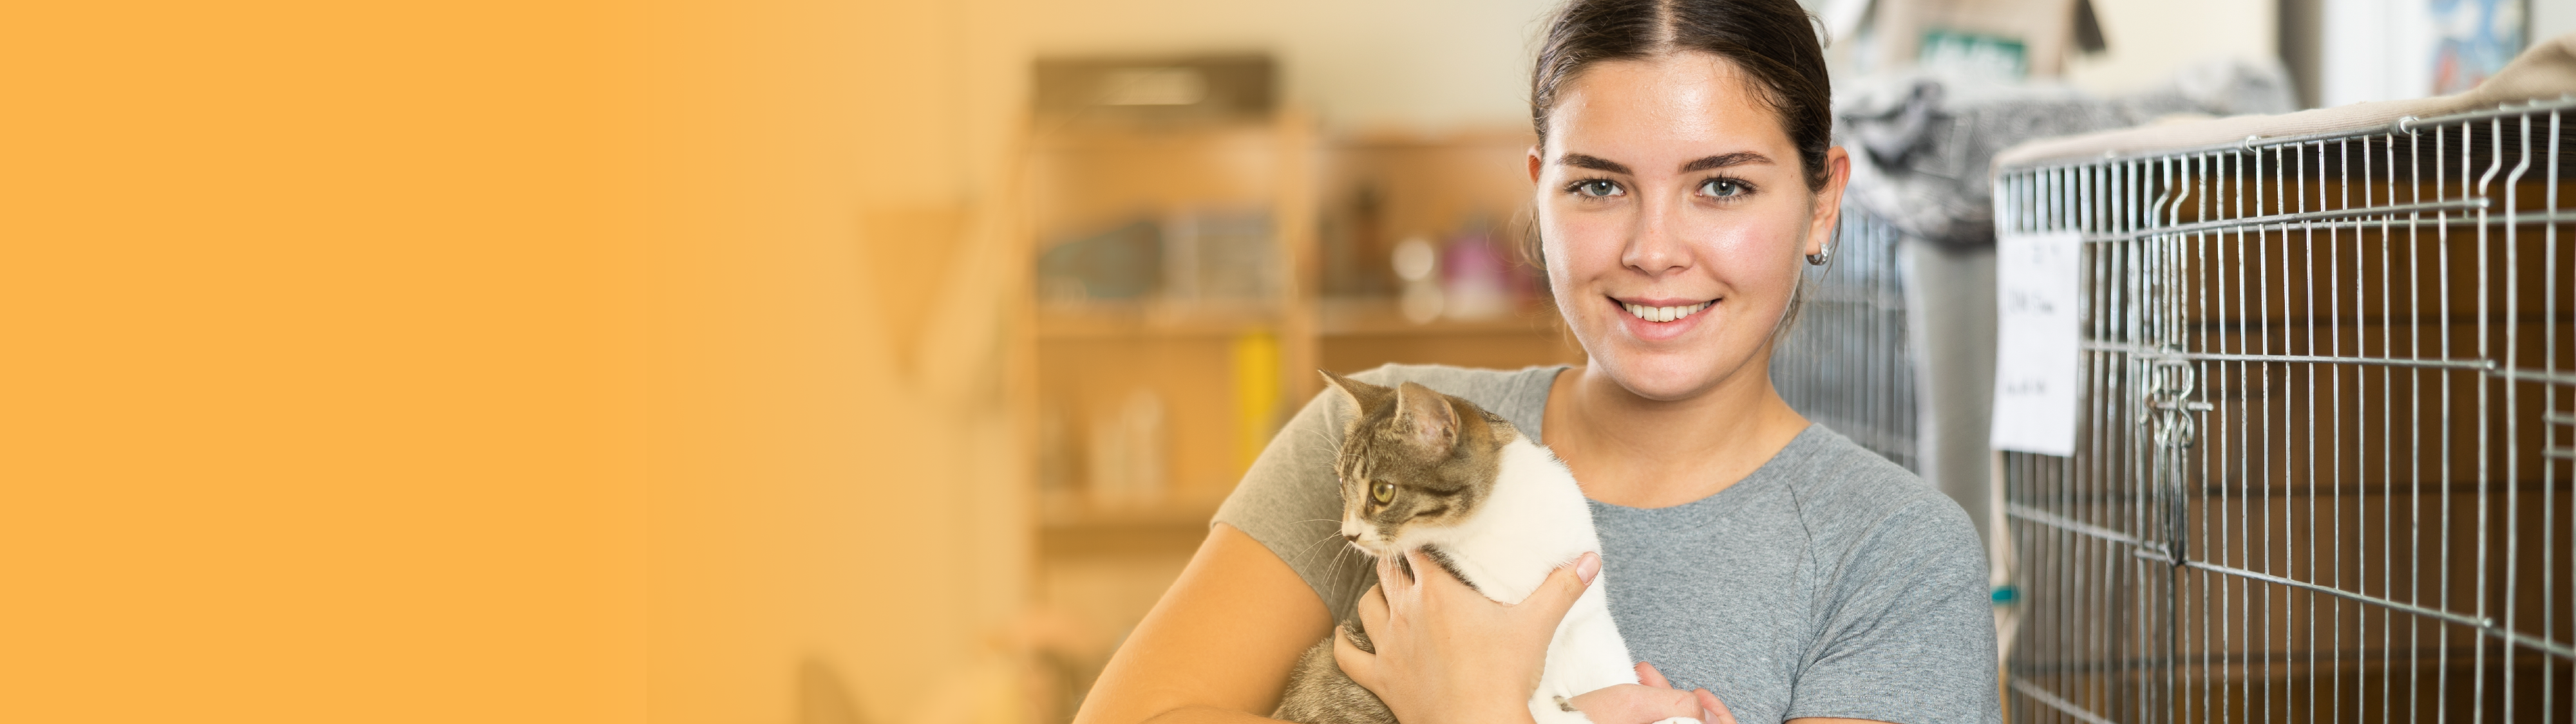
[1990,230,2085,456]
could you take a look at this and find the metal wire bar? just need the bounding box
[2014,677,2125,724]
[1999,100,2576,723]
[1772,205,1917,470]
[2079,199,2490,243]
[2011,494,2576,659]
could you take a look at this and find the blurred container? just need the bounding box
[1162,209,1276,306]
[1038,220,1161,302]
[1392,236,1442,324]
[1230,330,1281,468]
[1084,387,1165,510]
[1034,55,1274,126]
[1438,228,1510,320]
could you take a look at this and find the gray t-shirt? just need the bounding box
[1215,364,2000,724]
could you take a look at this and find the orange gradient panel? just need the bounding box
[1,1,640,722]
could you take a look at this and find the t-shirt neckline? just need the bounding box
[1522,363,1826,514]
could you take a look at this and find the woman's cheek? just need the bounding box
[1700,214,1801,287]
[1540,211,1625,284]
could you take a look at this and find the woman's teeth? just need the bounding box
[1623,301,1710,322]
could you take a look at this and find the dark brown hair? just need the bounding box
[1531,0,1832,190]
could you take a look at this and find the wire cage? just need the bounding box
[1996,97,2576,723]
[1774,205,1920,471]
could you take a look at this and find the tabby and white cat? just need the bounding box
[1273,372,1695,724]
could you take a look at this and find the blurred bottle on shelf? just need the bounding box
[1085,387,1166,510]
[1439,225,1511,320]
[1231,330,1282,468]
[1320,183,1392,298]
[1392,236,1442,324]
[1036,402,1078,519]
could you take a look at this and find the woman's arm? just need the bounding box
[1072,523,1333,724]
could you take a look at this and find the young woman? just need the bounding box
[1074,1,1998,723]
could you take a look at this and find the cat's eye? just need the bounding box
[1371,482,1395,503]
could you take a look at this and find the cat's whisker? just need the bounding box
[1287,531,1342,563]
[1323,542,1369,605]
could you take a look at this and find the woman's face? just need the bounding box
[1529,52,1845,402]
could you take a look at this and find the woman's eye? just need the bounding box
[1572,180,1624,198]
[1700,178,1747,198]
[1371,482,1396,503]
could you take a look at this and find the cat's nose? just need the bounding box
[1341,532,1358,542]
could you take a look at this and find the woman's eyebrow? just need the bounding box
[1557,153,1631,174]
[1680,152,1772,172]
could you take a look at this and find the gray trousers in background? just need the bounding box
[1899,238,1996,556]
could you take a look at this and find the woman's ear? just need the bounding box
[1806,147,1852,257]
[1527,145,1544,184]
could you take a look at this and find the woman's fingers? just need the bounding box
[1520,551,1600,614]
[1374,548,1409,592]
[1564,683,1704,724]
[1354,584,1390,639]
[1633,661,1672,689]
[1690,689,1737,724]
[1405,548,1475,596]
[1331,623,1381,689]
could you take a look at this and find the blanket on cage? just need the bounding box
[1837,60,2293,250]
[1994,33,2576,169]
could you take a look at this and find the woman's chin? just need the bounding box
[1589,351,1727,402]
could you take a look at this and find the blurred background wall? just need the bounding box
[6,1,2555,723]
[650,3,1577,724]
[661,0,2560,715]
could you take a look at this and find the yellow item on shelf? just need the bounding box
[1231,330,1281,469]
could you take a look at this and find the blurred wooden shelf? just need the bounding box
[1037,501,1220,559]
[1026,120,1284,151]
[1316,297,1566,337]
[1036,304,1283,340]
[1314,297,1582,373]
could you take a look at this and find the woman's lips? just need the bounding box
[1618,300,1712,322]
[1609,295,1714,341]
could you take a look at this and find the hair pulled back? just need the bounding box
[1531,0,1832,190]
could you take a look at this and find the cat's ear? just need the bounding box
[1318,369,1394,413]
[1390,382,1457,455]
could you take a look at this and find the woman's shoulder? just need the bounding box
[1345,363,1564,435]
[1346,362,1562,396]
[1769,425,1977,547]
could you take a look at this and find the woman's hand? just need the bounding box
[1566,662,1738,724]
[1332,549,1602,724]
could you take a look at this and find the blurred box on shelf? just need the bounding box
[1036,208,1282,325]
[1844,0,2100,80]
[1034,55,1274,126]
[1038,219,1162,302]
[1161,209,1276,306]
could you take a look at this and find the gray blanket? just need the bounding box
[1836,59,2296,250]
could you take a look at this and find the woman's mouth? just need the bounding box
[1618,300,1712,323]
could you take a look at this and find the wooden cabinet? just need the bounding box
[1010,117,1578,712]
[1316,130,1584,376]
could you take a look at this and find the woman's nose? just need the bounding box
[1622,196,1689,275]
